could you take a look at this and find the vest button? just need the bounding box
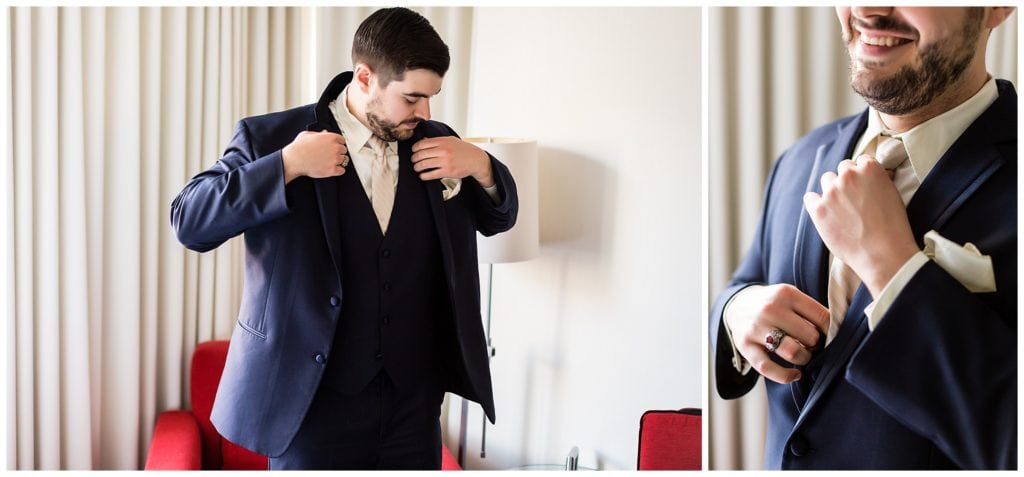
[382,314,390,325]
[381,249,391,258]
[329,295,339,307]
[382,282,392,292]
[314,353,326,365]
[788,436,810,457]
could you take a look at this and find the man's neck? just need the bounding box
[879,68,990,132]
[345,86,372,131]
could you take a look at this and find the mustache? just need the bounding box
[849,15,917,37]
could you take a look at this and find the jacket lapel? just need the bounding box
[309,72,354,280]
[400,129,457,290]
[793,112,868,304]
[795,81,1016,425]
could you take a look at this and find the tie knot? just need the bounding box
[368,137,389,159]
[874,134,908,171]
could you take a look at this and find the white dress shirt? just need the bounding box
[724,77,999,374]
[328,85,499,203]
[853,77,998,330]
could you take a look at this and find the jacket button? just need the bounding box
[381,249,391,258]
[329,296,340,307]
[382,282,392,292]
[375,352,383,360]
[314,353,326,365]
[788,436,810,457]
[382,314,390,325]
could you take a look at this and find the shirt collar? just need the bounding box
[329,85,397,154]
[852,77,998,182]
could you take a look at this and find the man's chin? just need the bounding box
[392,129,415,141]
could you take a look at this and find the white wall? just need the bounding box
[446,7,702,470]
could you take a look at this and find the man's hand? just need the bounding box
[281,130,348,184]
[410,137,494,187]
[725,284,830,384]
[803,156,919,297]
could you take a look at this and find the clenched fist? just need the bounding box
[282,130,348,184]
[802,156,918,297]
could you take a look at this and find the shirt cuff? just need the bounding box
[482,183,500,205]
[723,285,761,375]
[864,251,930,331]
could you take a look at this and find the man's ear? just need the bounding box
[353,63,374,94]
[985,7,1015,29]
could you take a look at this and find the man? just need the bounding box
[712,7,1016,470]
[170,8,517,470]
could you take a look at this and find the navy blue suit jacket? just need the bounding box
[711,80,1017,469]
[170,72,518,457]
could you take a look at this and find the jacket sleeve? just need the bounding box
[169,119,291,252]
[846,256,1017,470]
[710,153,786,400]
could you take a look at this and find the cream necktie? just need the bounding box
[369,137,395,234]
[825,134,909,345]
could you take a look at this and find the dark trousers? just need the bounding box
[269,371,444,470]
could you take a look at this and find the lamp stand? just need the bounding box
[458,263,496,468]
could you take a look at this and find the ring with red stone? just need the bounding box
[765,328,786,353]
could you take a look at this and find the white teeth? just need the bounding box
[861,34,908,47]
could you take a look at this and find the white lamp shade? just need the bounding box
[466,137,539,264]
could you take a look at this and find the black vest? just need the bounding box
[323,150,451,394]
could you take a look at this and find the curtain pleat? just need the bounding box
[709,6,1017,470]
[7,6,312,469]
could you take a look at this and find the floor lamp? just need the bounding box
[458,137,539,468]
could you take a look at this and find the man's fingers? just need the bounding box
[748,348,802,384]
[775,335,812,366]
[786,288,831,339]
[819,171,837,194]
[803,191,821,214]
[757,285,825,349]
[411,137,440,153]
[837,158,855,174]
[419,169,446,181]
[411,148,443,163]
[413,158,441,173]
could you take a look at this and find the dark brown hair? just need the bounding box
[352,7,450,86]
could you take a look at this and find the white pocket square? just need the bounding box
[923,230,996,293]
[441,178,461,201]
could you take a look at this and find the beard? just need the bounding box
[845,10,983,115]
[365,95,420,142]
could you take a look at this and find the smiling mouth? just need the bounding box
[860,33,913,47]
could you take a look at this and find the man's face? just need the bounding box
[365,68,443,141]
[836,7,985,115]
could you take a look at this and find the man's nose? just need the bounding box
[415,100,431,121]
[851,6,895,20]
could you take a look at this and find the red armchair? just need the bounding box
[637,408,702,470]
[145,341,266,470]
[145,340,461,470]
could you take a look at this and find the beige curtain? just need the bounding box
[708,7,1017,470]
[5,6,306,469]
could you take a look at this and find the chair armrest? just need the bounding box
[441,444,461,470]
[145,410,203,470]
